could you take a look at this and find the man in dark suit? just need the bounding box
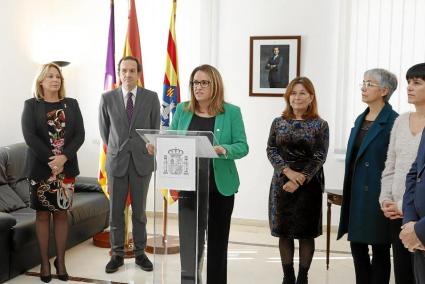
[99,56,160,273]
[265,47,288,88]
[401,65,425,284]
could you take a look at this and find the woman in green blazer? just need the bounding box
[170,64,248,284]
[337,68,398,284]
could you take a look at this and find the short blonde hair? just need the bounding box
[32,63,66,100]
[186,64,224,116]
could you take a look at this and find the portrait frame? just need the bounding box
[249,36,301,97]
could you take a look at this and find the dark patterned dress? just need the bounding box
[267,117,329,238]
[29,102,75,212]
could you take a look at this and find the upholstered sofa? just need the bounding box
[0,143,109,283]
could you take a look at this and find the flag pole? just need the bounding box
[145,0,180,254]
[93,0,116,251]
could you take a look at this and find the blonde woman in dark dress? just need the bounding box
[267,77,329,284]
[21,63,84,282]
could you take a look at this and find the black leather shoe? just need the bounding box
[135,254,153,271]
[40,262,52,283]
[54,258,69,281]
[105,255,124,273]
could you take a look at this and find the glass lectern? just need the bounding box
[137,129,218,284]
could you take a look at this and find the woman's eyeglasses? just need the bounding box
[191,80,211,88]
[360,81,381,89]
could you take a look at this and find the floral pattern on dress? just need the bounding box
[30,106,74,211]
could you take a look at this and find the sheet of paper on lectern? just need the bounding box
[155,137,196,191]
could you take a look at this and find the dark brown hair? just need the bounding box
[118,56,142,72]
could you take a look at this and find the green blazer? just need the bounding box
[170,102,249,196]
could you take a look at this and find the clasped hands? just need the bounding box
[281,167,305,193]
[381,200,403,220]
[399,221,425,252]
[48,154,67,176]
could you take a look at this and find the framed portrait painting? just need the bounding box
[249,36,301,97]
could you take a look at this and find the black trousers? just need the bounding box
[414,250,425,284]
[350,242,391,284]
[389,219,414,284]
[178,167,234,284]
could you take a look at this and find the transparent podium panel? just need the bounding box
[136,129,217,284]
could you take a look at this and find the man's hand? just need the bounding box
[400,221,423,252]
[146,143,155,155]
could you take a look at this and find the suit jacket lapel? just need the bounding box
[417,132,425,177]
[345,111,365,168]
[214,111,225,145]
[62,98,71,142]
[35,100,50,143]
[356,104,391,160]
[129,88,144,128]
[178,104,193,131]
[116,87,129,129]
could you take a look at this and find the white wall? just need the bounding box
[0,0,347,225]
[212,0,346,224]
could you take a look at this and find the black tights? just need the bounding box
[36,210,69,276]
[350,242,391,284]
[279,237,315,269]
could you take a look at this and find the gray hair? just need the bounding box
[364,68,398,102]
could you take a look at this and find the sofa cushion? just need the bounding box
[0,212,17,232]
[70,192,109,225]
[0,184,27,213]
[0,148,7,184]
[9,208,37,250]
[75,182,102,193]
[11,179,30,205]
[3,143,27,184]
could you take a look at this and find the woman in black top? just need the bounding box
[166,65,249,283]
[21,63,84,282]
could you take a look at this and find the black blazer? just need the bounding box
[21,97,85,180]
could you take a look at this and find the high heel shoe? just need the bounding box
[54,258,69,281]
[40,262,51,283]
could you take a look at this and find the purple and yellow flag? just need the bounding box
[98,0,116,198]
[161,0,180,204]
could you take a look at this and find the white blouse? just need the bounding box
[380,112,422,210]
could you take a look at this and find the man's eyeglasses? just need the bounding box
[360,81,381,89]
[191,80,211,88]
